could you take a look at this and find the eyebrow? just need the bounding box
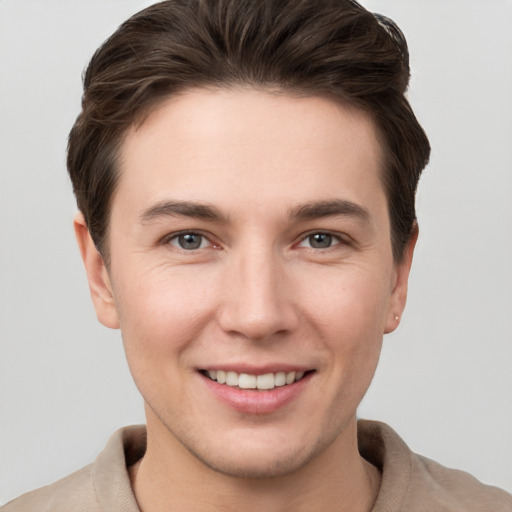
[140,198,370,225]
[140,200,229,224]
[288,199,370,222]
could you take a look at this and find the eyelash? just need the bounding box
[163,230,348,252]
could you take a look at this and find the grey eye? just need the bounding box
[308,233,333,249]
[170,233,206,250]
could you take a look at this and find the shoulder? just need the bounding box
[1,425,145,512]
[0,464,98,512]
[358,419,512,512]
[407,453,512,512]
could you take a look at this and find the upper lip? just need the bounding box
[199,363,313,374]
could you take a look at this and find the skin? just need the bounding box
[75,88,416,512]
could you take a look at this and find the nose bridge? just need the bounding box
[218,240,296,340]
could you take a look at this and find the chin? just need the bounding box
[174,421,340,480]
[189,443,316,479]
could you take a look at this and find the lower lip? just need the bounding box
[201,372,313,415]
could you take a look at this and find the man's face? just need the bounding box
[80,88,413,477]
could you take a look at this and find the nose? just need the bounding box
[217,246,299,341]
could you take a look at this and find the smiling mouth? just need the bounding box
[200,370,312,390]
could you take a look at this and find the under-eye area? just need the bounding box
[200,370,315,390]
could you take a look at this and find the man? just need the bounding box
[3,0,511,510]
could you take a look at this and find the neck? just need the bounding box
[130,415,380,512]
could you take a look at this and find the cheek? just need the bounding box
[112,262,220,364]
[113,266,223,411]
[298,267,390,389]
[300,265,392,334]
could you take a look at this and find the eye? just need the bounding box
[298,232,341,249]
[168,232,210,250]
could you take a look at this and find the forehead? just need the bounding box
[116,88,386,221]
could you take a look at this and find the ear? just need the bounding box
[384,223,418,334]
[74,212,120,329]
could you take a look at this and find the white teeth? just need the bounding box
[226,371,238,386]
[238,373,257,389]
[285,371,296,385]
[257,373,275,390]
[274,372,286,387]
[205,370,307,389]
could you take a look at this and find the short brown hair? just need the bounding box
[67,0,430,262]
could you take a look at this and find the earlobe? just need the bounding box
[74,212,120,329]
[384,224,418,334]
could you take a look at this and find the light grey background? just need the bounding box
[1,0,511,504]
